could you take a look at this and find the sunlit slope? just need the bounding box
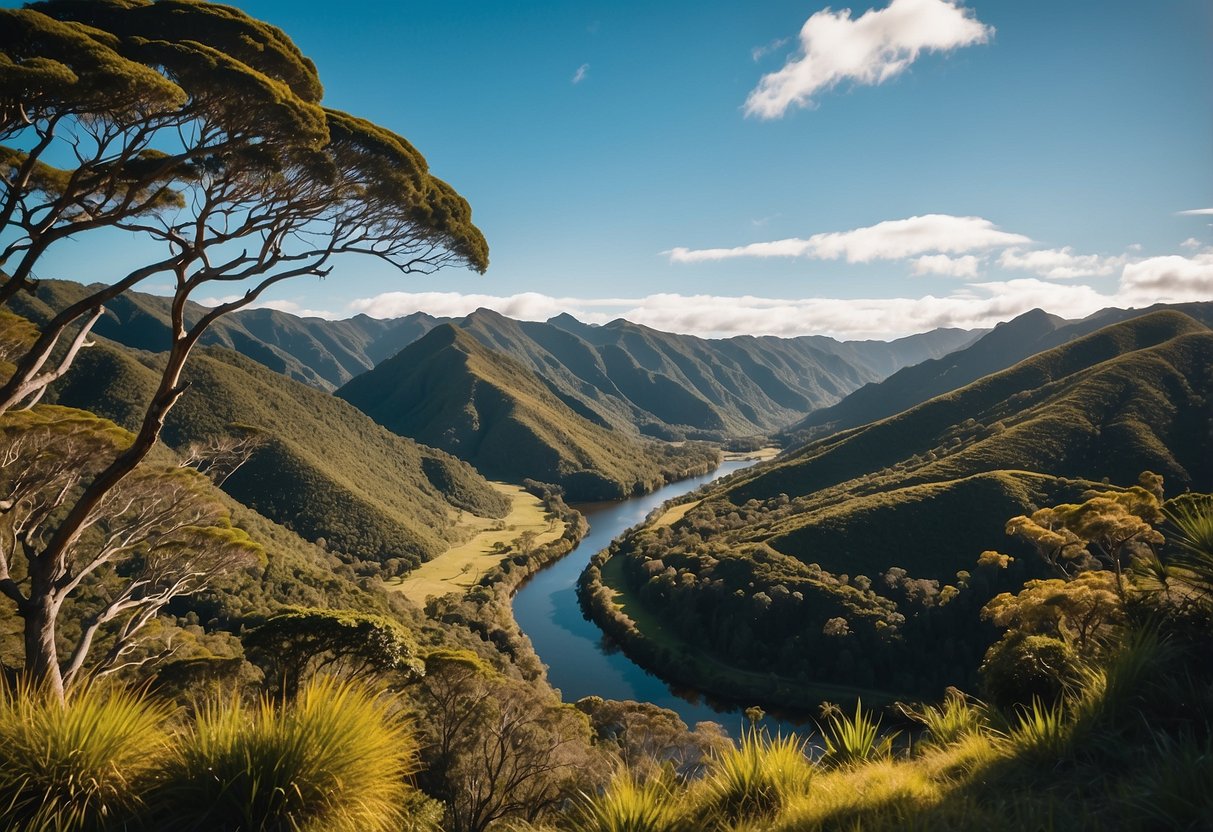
[46,339,508,571]
[337,324,721,500]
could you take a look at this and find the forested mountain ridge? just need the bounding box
[583,310,1213,701]
[42,336,509,575]
[12,279,446,391]
[336,324,721,501]
[16,280,979,438]
[784,301,1213,442]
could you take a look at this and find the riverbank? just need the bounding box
[385,483,569,605]
[578,547,899,714]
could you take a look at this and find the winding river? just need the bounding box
[513,459,797,734]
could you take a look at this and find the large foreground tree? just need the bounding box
[0,0,488,697]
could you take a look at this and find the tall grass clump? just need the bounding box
[1005,698,1072,766]
[697,729,813,826]
[154,676,415,832]
[820,701,897,768]
[568,773,680,832]
[0,683,171,832]
[900,689,990,750]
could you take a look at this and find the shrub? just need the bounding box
[0,684,171,832]
[153,677,414,832]
[979,633,1082,711]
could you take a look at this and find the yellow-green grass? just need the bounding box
[722,446,782,462]
[387,483,565,605]
[597,554,899,706]
[652,499,701,528]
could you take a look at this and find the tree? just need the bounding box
[242,606,423,700]
[410,650,603,832]
[1006,480,1164,594]
[0,406,261,698]
[1,1,486,696]
[982,570,1124,655]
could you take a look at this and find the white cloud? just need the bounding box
[572,63,590,84]
[998,247,1125,280]
[194,296,340,319]
[347,280,1113,341]
[751,36,791,62]
[744,0,993,118]
[1177,208,1213,216]
[911,254,980,277]
[668,214,1029,264]
[1181,238,1203,250]
[1118,253,1213,304]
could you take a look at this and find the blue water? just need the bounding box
[512,460,809,736]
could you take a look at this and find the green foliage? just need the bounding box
[0,684,171,832]
[698,729,813,825]
[338,325,721,501]
[568,774,680,832]
[979,632,1081,712]
[820,701,897,768]
[900,688,989,750]
[1005,698,1073,765]
[154,677,414,832]
[242,606,423,699]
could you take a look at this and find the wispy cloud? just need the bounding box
[998,247,1125,280]
[912,254,981,277]
[667,214,1029,264]
[572,63,590,84]
[751,36,791,62]
[744,0,993,118]
[1177,208,1213,216]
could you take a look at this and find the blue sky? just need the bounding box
[28,0,1213,338]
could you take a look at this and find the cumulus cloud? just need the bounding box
[998,247,1125,280]
[911,254,981,277]
[667,214,1030,264]
[744,0,993,118]
[572,63,589,84]
[1118,253,1213,303]
[347,279,1119,341]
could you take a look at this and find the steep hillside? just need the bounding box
[452,308,976,441]
[583,311,1213,702]
[787,302,1213,441]
[12,279,445,390]
[45,339,510,573]
[15,280,978,438]
[337,325,721,501]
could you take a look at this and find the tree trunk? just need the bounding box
[20,588,64,702]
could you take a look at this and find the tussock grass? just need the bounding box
[819,701,897,768]
[695,730,814,826]
[0,683,172,832]
[569,774,680,832]
[899,688,989,750]
[153,676,415,832]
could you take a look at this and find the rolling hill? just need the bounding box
[336,324,721,501]
[784,301,1213,443]
[43,337,510,574]
[14,280,979,438]
[584,310,1213,700]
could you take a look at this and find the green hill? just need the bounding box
[14,280,978,438]
[44,338,509,574]
[584,311,1213,701]
[784,302,1213,442]
[336,325,721,501]
[11,279,444,391]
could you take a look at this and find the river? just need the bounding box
[512,459,804,735]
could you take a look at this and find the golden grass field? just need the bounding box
[386,483,565,605]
